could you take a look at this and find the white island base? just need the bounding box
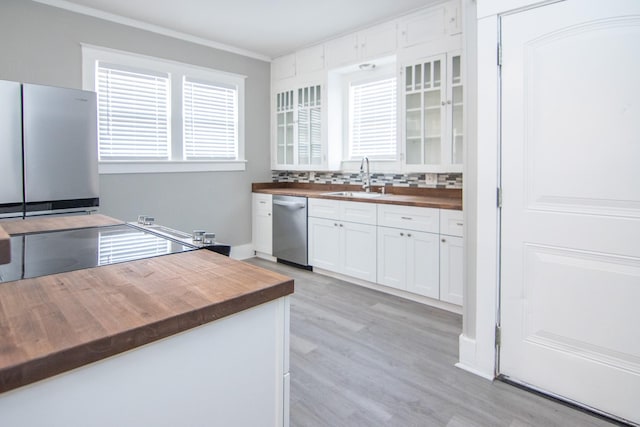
[0,297,290,427]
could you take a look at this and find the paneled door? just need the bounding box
[499,1,640,424]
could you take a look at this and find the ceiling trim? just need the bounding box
[32,0,272,62]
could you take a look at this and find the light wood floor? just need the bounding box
[246,258,619,427]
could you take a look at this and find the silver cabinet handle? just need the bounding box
[268,213,271,216]
[273,200,305,209]
[334,223,338,226]
[441,238,446,243]
[339,224,343,227]
[401,216,413,220]
[400,232,404,236]
[407,233,412,237]
[456,222,463,226]
[441,101,446,106]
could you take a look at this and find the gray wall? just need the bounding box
[0,0,271,247]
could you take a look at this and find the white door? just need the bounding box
[500,1,640,424]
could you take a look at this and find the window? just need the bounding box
[348,76,397,160]
[183,78,237,160]
[97,63,170,160]
[82,45,246,173]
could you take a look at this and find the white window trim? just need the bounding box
[82,44,247,174]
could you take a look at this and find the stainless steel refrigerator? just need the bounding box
[0,80,99,218]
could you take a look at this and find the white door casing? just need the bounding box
[499,1,640,424]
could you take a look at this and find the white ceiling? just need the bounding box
[35,0,443,60]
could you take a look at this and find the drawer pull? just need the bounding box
[400,232,404,236]
[456,222,463,226]
[401,216,413,220]
[407,233,412,237]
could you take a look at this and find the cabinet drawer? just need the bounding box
[377,204,439,233]
[309,198,340,219]
[253,193,272,214]
[340,201,377,225]
[440,209,463,237]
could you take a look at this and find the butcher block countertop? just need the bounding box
[252,182,462,210]
[0,215,293,394]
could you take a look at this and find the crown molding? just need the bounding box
[32,0,272,62]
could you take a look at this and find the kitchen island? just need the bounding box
[0,215,293,427]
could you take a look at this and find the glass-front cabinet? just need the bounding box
[403,52,462,171]
[274,83,323,169]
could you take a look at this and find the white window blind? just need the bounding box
[349,77,397,159]
[183,77,238,160]
[96,62,170,160]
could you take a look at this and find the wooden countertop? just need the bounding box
[252,183,462,210]
[0,213,123,235]
[0,216,293,394]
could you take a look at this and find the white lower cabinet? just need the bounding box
[252,193,272,256]
[439,209,464,305]
[439,235,463,305]
[306,197,464,308]
[377,227,439,299]
[308,199,377,282]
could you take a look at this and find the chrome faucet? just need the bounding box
[360,156,371,192]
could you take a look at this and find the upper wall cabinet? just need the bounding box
[296,45,325,75]
[272,45,325,81]
[273,83,325,169]
[272,54,296,81]
[399,2,460,49]
[325,22,397,69]
[403,51,463,172]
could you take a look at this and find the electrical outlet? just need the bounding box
[424,173,437,186]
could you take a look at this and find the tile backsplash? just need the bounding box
[271,171,463,189]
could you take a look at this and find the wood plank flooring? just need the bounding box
[246,258,619,427]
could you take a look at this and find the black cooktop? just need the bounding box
[0,224,197,284]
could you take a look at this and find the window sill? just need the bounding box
[99,160,247,174]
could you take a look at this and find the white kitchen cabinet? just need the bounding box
[272,54,296,81]
[252,193,272,256]
[308,198,377,282]
[403,51,463,172]
[398,0,460,49]
[439,208,463,305]
[295,45,325,75]
[325,22,397,69]
[377,226,439,299]
[440,234,463,305]
[273,83,323,169]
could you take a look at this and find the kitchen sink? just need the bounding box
[323,191,383,199]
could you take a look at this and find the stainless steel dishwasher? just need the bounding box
[272,195,308,267]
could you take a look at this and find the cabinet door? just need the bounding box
[296,85,322,166]
[404,55,446,166]
[342,222,377,282]
[360,22,397,60]
[398,5,447,48]
[325,33,359,68]
[439,235,463,305]
[447,53,463,165]
[308,217,341,272]
[406,230,440,298]
[377,227,407,290]
[296,45,324,74]
[272,54,296,80]
[252,194,272,255]
[275,90,295,165]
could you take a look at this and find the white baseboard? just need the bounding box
[456,334,495,380]
[229,243,254,260]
